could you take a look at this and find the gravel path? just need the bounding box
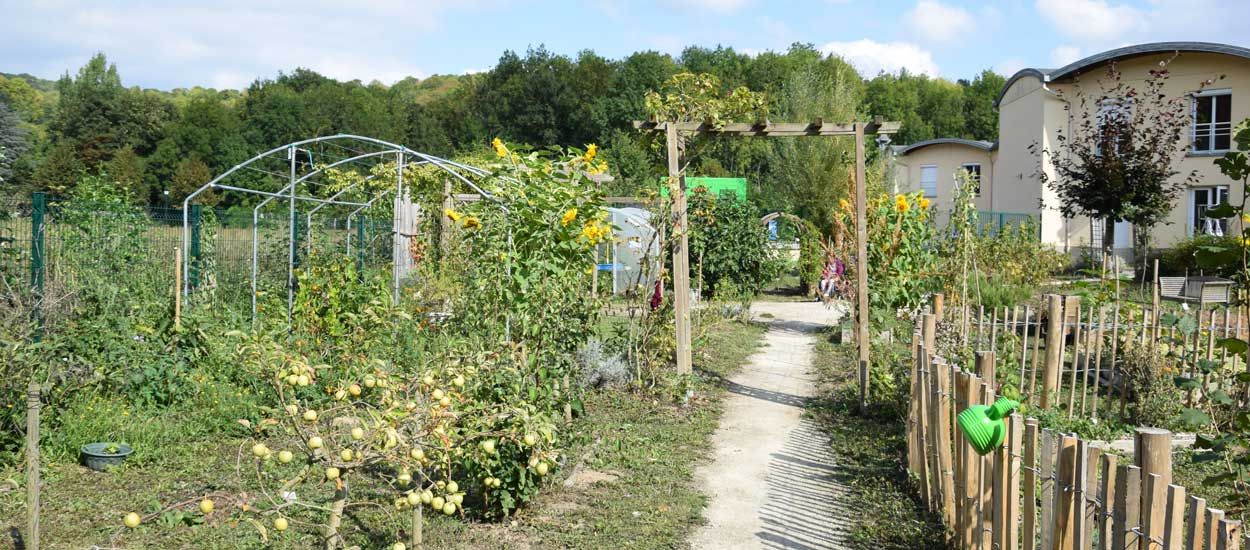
[689,300,854,550]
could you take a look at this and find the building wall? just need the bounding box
[995,50,1250,257]
[894,143,995,216]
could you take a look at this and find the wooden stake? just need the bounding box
[1217,519,1241,550]
[1143,473,1167,548]
[666,123,693,380]
[1163,484,1186,550]
[1067,298,1082,419]
[1187,496,1207,550]
[934,292,945,321]
[1207,509,1226,550]
[1091,306,1106,420]
[933,357,956,530]
[1098,454,1118,550]
[1032,301,1043,405]
[854,123,870,412]
[1023,419,1040,550]
[1039,429,1058,550]
[1071,440,1089,550]
[977,350,996,392]
[978,383,996,550]
[26,381,40,550]
[1043,295,1063,409]
[1112,465,1141,550]
[1054,434,1078,550]
[1021,304,1032,394]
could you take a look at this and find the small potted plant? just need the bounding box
[81,442,134,471]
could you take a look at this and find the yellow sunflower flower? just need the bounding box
[1242,212,1250,224]
[839,198,851,211]
[492,137,507,158]
[444,208,463,222]
[562,208,578,226]
[462,216,481,230]
[919,197,931,210]
[894,194,910,213]
[584,143,598,163]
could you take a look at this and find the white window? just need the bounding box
[920,165,937,197]
[1191,186,1230,236]
[1192,89,1232,154]
[1095,98,1132,156]
[961,163,982,193]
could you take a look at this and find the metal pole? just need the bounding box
[251,205,259,324]
[393,152,404,304]
[287,146,296,329]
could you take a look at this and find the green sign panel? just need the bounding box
[659,177,747,202]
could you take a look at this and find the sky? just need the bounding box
[2,0,1249,90]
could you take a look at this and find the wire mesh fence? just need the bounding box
[0,193,394,324]
[975,211,1037,237]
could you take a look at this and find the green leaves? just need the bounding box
[1216,336,1248,354]
[1175,407,1212,429]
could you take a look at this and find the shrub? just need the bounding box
[1119,345,1183,429]
[687,188,776,298]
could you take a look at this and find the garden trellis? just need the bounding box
[180,134,503,327]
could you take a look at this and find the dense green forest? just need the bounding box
[0,44,1004,216]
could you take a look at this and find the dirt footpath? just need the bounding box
[689,300,853,550]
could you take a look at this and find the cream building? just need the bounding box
[893,42,1249,260]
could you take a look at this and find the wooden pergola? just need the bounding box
[632,118,900,405]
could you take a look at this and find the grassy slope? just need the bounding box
[0,318,766,549]
[806,333,946,549]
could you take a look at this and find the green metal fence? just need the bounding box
[0,193,394,326]
[975,211,1037,237]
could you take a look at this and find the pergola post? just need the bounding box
[667,122,694,378]
[633,119,899,400]
[854,123,870,413]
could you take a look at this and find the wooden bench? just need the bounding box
[1158,275,1232,304]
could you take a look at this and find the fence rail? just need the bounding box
[907,297,1246,550]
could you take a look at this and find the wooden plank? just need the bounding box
[854,124,870,413]
[1040,429,1058,550]
[1055,434,1078,550]
[1098,454,1118,550]
[991,307,1000,354]
[1091,307,1106,420]
[1067,298,1083,419]
[992,413,1011,549]
[1024,419,1040,550]
[1136,426,1174,537]
[917,346,934,508]
[1187,496,1207,550]
[1032,301,1044,405]
[1164,484,1186,550]
[1112,465,1141,550]
[1144,474,1167,549]
[978,351,997,392]
[908,331,922,478]
[1021,304,1033,393]
[631,119,902,135]
[665,123,693,377]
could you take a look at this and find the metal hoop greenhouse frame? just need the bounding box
[181,134,509,330]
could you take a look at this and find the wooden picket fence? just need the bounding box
[907,302,1246,550]
[950,292,1247,417]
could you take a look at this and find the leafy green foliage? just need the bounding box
[687,189,775,297]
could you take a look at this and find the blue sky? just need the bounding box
[2,0,1248,90]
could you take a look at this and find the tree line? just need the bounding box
[0,44,1005,220]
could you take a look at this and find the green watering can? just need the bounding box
[956,397,1020,456]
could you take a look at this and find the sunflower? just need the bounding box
[561,208,578,227]
[839,198,851,211]
[462,216,481,230]
[584,143,599,163]
[444,208,463,222]
[492,137,508,158]
[894,194,910,213]
[919,197,931,210]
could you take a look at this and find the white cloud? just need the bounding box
[994,58,1026,76]
[1035,0,1145,42]
[0,1,482,89]
[820,40,939,77]
[903,0,975,45]
[1048,45,1083,67]
[667,0,752,14]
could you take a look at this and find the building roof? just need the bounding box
[893,138,996,156]
[994,41,1250,107]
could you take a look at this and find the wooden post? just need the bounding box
[934,292,945,321]
[933,357,956,530]
[1040,429,1058,550]
[959,372,979,550]
[1098,454,1118,550]
[1054,434,1078,550]
[909,331,923,478]
[854,123,871,413]
[1067,298,1082,419]
[1084,445,1102,545]
[1217,520,1241,550]
[977,350,996,391]
[1005,415,1023,550]
[991,308,1000,354]
[1091,306,1106,420]
[666,123,693,380]
[1031,301,1043,404]
[1187,496,1207,550]
[978,382,996,550]
[1071,440,1089,550]
[1043,295,1063,409]
[1021,304,1032,392]
[1207,509,1226,550]
[954,370,971,548]
[1136,426,1173,535]
[26,381,39,550]
[926,357,943,516]
[1112,465,1142,550]
[917,345,933,508]
[1144,473,1168,548]
[174,247,182,330]
[1163,484,1186,550]
[411,502,422,549]
[1023,419,1040,550]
